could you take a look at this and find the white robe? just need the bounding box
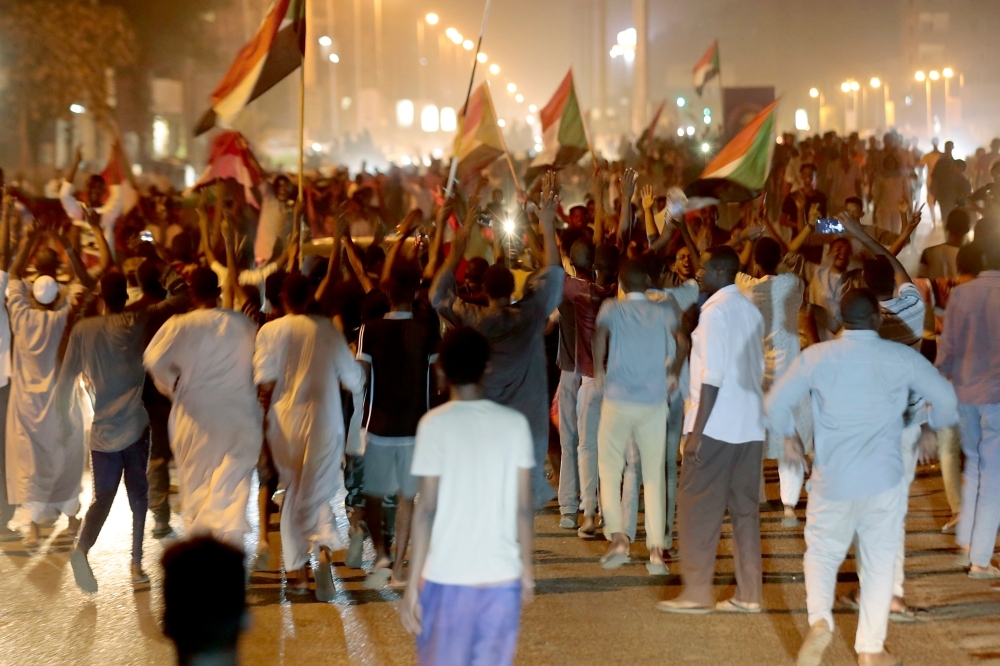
[5,280,85,515]
[254,314,365,571]
[144,308,262,547]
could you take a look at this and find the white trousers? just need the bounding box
[779,459,805,508]
[804,477,908,655]
[25,498,81,525]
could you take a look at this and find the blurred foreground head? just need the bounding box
[162,537,247,665]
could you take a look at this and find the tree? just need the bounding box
[0,0,136,167]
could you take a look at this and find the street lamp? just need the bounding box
[489,63,500,76]
[915,70,932,136]
[809,87,824,132]
[929,70,940,81]
[425,12,439,25]
[943,67,955,135]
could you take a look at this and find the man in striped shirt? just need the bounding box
[840,214,930,623]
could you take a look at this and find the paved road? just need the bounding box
[2,459,998,666]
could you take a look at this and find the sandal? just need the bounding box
[715,598,761,613]
[363,567,393,589]
[837,589,861,611]
[969,564,1000,580]
[600,551,630,569]
[889,605,918,623]
[656,598,712,614]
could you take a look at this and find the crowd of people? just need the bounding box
[1,124,999,666]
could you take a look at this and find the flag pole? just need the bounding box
[445,0,493,200]
[296,49,306,266]
[484,83,524,200]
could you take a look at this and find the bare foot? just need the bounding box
[66,516,81,537]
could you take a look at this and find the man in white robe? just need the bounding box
[6,223,92,547]
[144,267,262,548]
[254,274,365,600]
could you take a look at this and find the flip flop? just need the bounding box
[577,525,597,539]
[837,592,861,611]
[345,531,365,569]
[645,561,670,576]
[315,561,336,602]
[364,567,393,589]
[0,528,21,543]
[656,599,712,614]
[387,575,408,590]
[889,606,918,623]
[715,598,761,613]
[70,550,98,594]
[254,550,271,572]
[969,565,1000,580]
[600,551,630,569]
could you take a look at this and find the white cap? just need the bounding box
[33,276,59,305]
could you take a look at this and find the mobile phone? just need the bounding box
[816,218,844,234]
[139,230,154,242]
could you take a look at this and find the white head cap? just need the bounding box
[33,275,59,305]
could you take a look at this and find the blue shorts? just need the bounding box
[417,580,522,666]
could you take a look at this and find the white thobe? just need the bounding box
[5,281,85,522]
[254,314,365,571]
[144,308,262,547]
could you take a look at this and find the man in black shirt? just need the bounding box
[780,163,828,231]
[357,265,439,588]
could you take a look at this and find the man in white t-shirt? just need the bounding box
[401,327,535,666]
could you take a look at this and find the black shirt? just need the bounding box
[357,312,440,437]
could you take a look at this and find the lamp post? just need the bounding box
[809,87,824,132]
[943,67,954,135]
[869,77,882,130]
[915,71,931,136]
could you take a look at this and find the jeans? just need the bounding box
[0,384,13,528]
[576,378,602,516]
[665,392,683,550]
[78,431,150,565]
[956,402,1000,568]
[557,371,582,515]
[417,581,522,666]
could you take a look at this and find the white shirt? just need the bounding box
[58,180,123,260]
[766,330,958,501]
[735,272,804,388]
[685,284,766,443]
[411,399,534,586]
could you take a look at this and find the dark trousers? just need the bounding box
[0,384,12,527]
[145,401,172,526]
[677,435,764,606]
[78,431,150,564]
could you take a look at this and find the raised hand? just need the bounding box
[641,185,654,211]
[622,168,638,199]
[538,171,559,220]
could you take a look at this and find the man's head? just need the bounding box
[945,209,971,241]
[363,244,386,277]
[483,264,515,304]
[189,267,221,307]
[932,137,940,149]
[944,141,955,155]
[438,326,490,387]
[162,537,247,663]
[672,246,694,280]
[464,257,489,292]
[956,243,982,277]
[86,175,107,206]
[100,271,129,314]
[844,196,864,220]
[568,205,588,229]
[800,164,816,191]
[569,240,595,276]
[862,255,895,301]
[384,264,421,308]
[618,259,650,294]
[280,273,313,314]
[32,275,59,309]
[34,247,60,278]
[753,237,782,275]
[840,288,882,331]
[170,232,195,264]
[830,237,853,272]
[137,260,164,296]
[594,243,620,280]
[697,246,740,295]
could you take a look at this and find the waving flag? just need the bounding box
[453,82,508,184]
[191,131,267,208]
[101,137,139,214]
[194,0,306,135]
[529,70,590,172]
[700,99,778,191]
[693,40,721,96]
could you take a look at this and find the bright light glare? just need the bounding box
[795,108,810,131]
[870,77,881,88]
[929,70,940,81]
[617,28,637,47]
[700,142,711,153]
[677,128,685,137]
[440,106,457,132]
[477,52,487,63]
[528,104,537,113]
[445,28,457,39]
[686,126,695,136]
[943,67,954,78]
[497,118,506,128]
[70,104,85,114]
[425,13,439,25]
[329,53,340,63]
[507,83,517,93]
[676,97,686,107]
[319,35,332,47]
[449,31,463,45]
[526,115,536,124]
[396,99,415,128]
[311,142,322,152]
[421,104,440,132]
[489,64,500,75]
[503,220,516,234]
[841,81,852,92]
[809,87,819,98]
[915,71,926,82]
[850,81,860,91]
[463,39,474,50]
[515,94,524,103]
[703,115,711,125]
[610,45,625,58]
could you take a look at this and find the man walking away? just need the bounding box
[401,327,535,666]
[767,289,957,666]
[659,246,767,614]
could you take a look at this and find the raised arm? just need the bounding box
[54,224,96,290]
[537,171,560,268]
[315,214,347,304]
[381,209,423,284]
[591,166,607,246]
[0,193,12,272]
[840,212,912,287]
[888,207,922,257]
[197,188,220,268]
[65,146,84,187]
[617,168,638,246]
[342,229,374,293]
[220,212,242,310]
[84,207,112,280]
[422,202,452,281]
[641,185,658,244]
